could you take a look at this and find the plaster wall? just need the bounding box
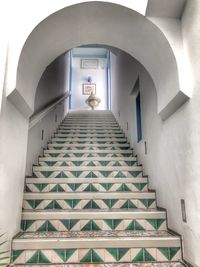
[71,57,107,110]
[26,53,69,175]
[0,91,28,254]
[111,50,200,266]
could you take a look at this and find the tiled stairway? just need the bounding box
[11,111,184,266]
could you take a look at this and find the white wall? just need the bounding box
[71,57,107,110]
[0,89,29,260]
[111,50,200,267]
[26,53,69,175]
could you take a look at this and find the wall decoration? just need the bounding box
[82,83,96,95]
[81,59,99,69]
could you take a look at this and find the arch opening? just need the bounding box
[10,1,189,119]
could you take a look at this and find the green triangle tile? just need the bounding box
[91,220,101,231]
[104,219,113,229]
[125,220,135,230]
[100,171,112,177]
[57,184,65,192]
[71,171,82,177]
[41,171,53,178]
[146,219,157,229]
[128,200,137,208]
[87,161,96,166]
[27,251,39,264]
[106,248,118,261]
[135,220,145,230]
[73,199,81,208]
[46,161,55,166]
[90,184,98,192]
[134,183,147,191]
[129,171,142,177]
[113,161,121,166]
[37,221,48,232]
[92,200,101,209]
[80,249,92,263]
[83,184,92,192]
[86,172,98,178]
[25,185,32,192]
[170,247,180,259]
[36,183,48,192]
[56,171,67,178]
[101,183,113,191]
[144,249,156,261]
[113,219,122,229]
[61,162,68,166]
[69,220,79,229]
[66,249,77,262]
[121,200,129,209]
[158,248,170,260]
[47,221,57,231]
[60,220,70,230]
[64,199,74,208]
[74,183,81,190]
[91,249,104,263]
[82,221,91,231]
[38,250,51,264]
[68,183,75,191]
[133,248,144,262]
[26,200,35,209]
[140,199,155,208]
[115,171,126,178]
[123,184,131,192]
[73,161,83,166]
[83,200,93,209]
[12,250,24,262]
[54,249,66,262]
[54,200,62,209]
[111,154,118,157]
[157,219,165,229]
[111,199,118,207]
[116,184,124,192]
[118,248,129,261]
[125,161,135,166]
[98,153,107,157]
[45,201,54,209]
[99,161,109,166]
[50,184,58,192]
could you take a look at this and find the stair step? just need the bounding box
[12,231,181,264]
[55,133,125,137]
[43,149,133,154]
[21,210,167,232]
[39,156,137,162]
[33,166,142,171]
[26,178,146,183]
[48,144,130,148]
[25,179,148,193]
[51,138,127,142]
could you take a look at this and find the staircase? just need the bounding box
[12,111,184,266]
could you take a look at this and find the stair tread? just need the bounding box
[16,230,174,240]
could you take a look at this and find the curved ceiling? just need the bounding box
[10,1,189,119]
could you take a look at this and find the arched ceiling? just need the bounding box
[8,1,190,119]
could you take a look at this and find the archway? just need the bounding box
[9,2,189,120]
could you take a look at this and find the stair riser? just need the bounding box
[51,141,128,145]
[12,246,181,264]
[32,170,142,178]
[23,198,156,210]
[48,144,130,149]
[38,160,137,166]
[44,149,133,157]
[20,218,167,232]
[43,153,134,158]
[25,182,148,193]
[55,133,124,137]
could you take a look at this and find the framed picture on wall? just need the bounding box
[81,59,99,69]
[82,83,96,95]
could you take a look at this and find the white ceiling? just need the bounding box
[72,47,108,58]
